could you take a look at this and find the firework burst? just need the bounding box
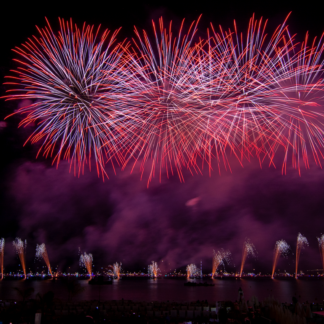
[113,262,122,279]
[4,15,324,182]
[13,238,27,279]
[272,240,290,279]
[3,18,132,178]
[295,233,309,278]
[36,243,52,276]
[239,239,256,277]
[186,263,198,279]
[0,239,4,279]
[212,249,231,277]
[204,14,324,172]
[121,17,216,183]
[79,252,93,278]
[148,261,159,278]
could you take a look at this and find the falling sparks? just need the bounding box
[212,249,231,277]
[295,233,309,278]
[36,243,52,276]
[240,239,257,277]
[79,252,93,279]
[272,240,290,279]
[13,238,27,279]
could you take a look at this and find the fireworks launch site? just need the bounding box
[2,0,324,323]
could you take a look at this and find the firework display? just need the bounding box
[79,252,93,278]
[36,243,52,276]
[186,263,198,279]
[272,240,290,279]
[3,18,133,178]
[113,262,122,279]
[0,239,4,279]
[317,234,324,270]
[121,17,206,182]
[239,239,257,277]
[13,238,27,279]
[212,249,231,277]
[204,14,324,173]
[3,15,324,182]
[295,233,309,278]
[1,234,324,278]
[148,261,159,278]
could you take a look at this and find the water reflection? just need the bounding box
[0,278,323,303]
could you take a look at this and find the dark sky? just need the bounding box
[0,0,324,274]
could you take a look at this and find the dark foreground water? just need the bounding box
[0,278,323,303]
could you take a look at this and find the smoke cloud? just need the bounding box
[3,157,324,275]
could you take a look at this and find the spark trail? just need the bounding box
[79,252,93,279]
[148,261,159,278]
[4,15,324,183]
[36,243,52,276]
[295,233,309,278]
[3,18,132,178]
[272,240,290,279]
[186,264,198,279]
[212,249,231,277]
[113,262,122,279]
[206,15,324,174]
[13,238,27,279]
[240,239,256,277]
[122,17,210,183]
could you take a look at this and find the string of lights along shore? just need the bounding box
[0,234,324,279]
[3,14,324,184]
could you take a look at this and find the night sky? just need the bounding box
[0,0,324,274]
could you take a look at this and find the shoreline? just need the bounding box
[2,274,324,281]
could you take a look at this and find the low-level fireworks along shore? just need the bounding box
[0,233,323,280]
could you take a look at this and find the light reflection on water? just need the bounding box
[0,278,323,303]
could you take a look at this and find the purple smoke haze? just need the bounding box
[1,0,324,280]
[4,156,324,275]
